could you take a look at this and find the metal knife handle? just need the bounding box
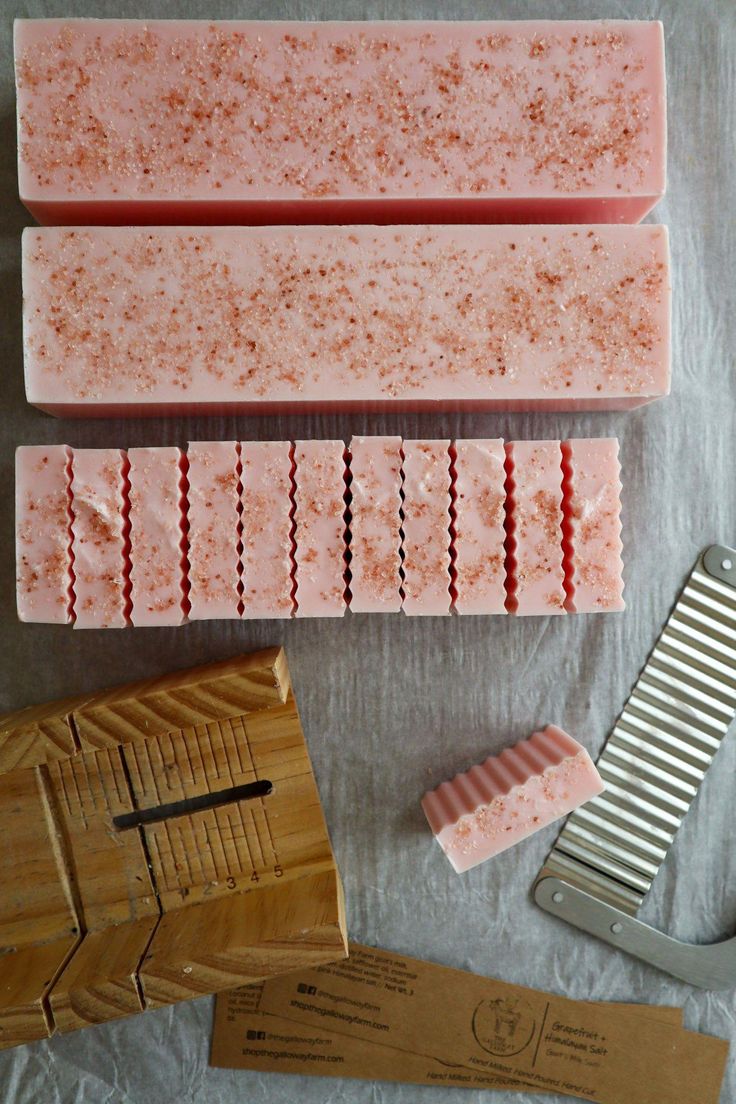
[535,876,736,991]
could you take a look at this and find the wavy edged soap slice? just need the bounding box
[70,448,128,629]
[401,440,452,617]
[293,441,347,618]
[127,447,188,627]
[505,441,566,616]
[348,436,403,614]
[240,441,295,620]
[451,439,508,615]
[186,441,241,621]
[421,726,604,873]
[562,438,625,613]
[16,444,74,624]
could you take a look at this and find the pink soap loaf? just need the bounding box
[22,225,670,417]
[422,726,604,873]
[15,19,666,226]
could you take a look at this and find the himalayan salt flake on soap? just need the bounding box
[348,436,403,614]
[563,439,625,613]
[402,441,452,617]
[16,444,73,624]
[240,442,294,620]
[506,441,566,616]
[294,441,347,618]
[70,448,127,629]
[421,725,604,873]
[186,442,241,620]
[452,440,508,615]
[128,447,186,627]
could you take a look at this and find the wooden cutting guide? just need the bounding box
[0,647,347,1049]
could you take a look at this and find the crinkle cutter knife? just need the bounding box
[534,544,736,989]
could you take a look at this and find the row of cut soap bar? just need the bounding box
[16,438,624,628]
[15,19,666,226]
[23,225,671,416]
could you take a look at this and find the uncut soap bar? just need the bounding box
[14,20,666,226]
[22,225,671,417]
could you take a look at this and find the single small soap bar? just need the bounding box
[15,19,666,226]
[128,447,186,627]
[348,436,403,614]
[452,440,508,615]
[70,448,127,629]
[422,726,604,873]
[563,439,625,613]
[402,441,452,617]
[293,441,346,618]
[22,225,671,417]
[240,442,294,620]
[506,441,566,616]
[186,442,241,621]
[15,444,73,624]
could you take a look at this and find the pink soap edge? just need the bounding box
[421,726,603,830]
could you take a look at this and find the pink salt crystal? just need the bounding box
[127,447,187,627]
[186,442,241,621]
[505,441,566,616]
[401,441,452,617]
[562,439,625,613]
[240,442,294,620]
[69,449,127,629]
[293,441,346,618]
[21,225,671,418]
[422,726,604,873]
[15,445,73,624]
[451,440,508,616]
[15,19,665,226]
[348,436,403,614]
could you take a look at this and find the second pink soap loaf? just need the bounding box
[23,225,670,416]
[421,727,604,873]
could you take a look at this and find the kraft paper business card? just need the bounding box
[211,944,725,1103]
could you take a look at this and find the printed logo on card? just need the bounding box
[472,994,536,1057]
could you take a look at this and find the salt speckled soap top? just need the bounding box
[14,19,666,225]
[22,225,671,416]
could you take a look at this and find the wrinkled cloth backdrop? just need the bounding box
[1,1,735,1101]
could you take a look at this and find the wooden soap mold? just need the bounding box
[17,437,624,624]
[0,647,347,1050]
